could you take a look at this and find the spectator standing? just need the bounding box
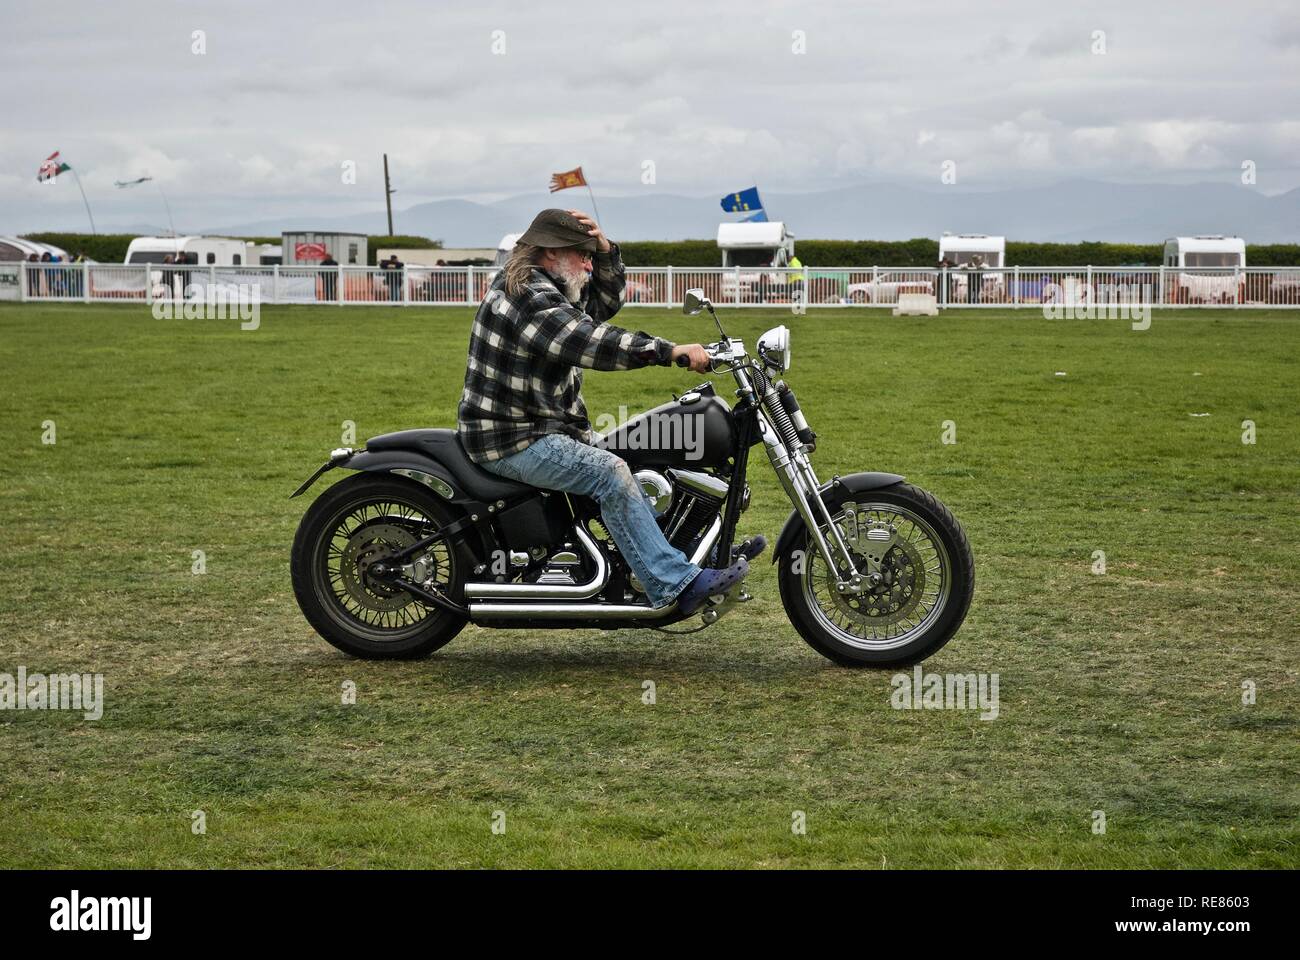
[39,252,55,297]
[320,253,339,302]
[70,252,86,299]
[161,254,176,300]
[382,255,404,302]
[26,253,41,298]
[788,254,805,305]
[177,251,193,300]
[966,254,984,305]
[936,258,954,306]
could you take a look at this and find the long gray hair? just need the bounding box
[503,242,545,297]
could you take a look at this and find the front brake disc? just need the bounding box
[829,517,927,625]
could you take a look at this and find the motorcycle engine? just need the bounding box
[659,468,729,553]
[634,469,674,516]
[617,469,729,598]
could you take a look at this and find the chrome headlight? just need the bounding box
[757,325,791,373]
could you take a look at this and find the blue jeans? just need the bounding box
[480,434,700,607]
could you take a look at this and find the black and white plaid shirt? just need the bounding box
[457,244,675,463]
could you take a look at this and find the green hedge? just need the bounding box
[21,233,138,263]
[22,232,441,266]
[616,240,719,266]
[23,232,1300,267]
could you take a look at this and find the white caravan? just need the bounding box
[938,233,1006,268]
[717,221,794,301]
[938,233,1006,302]
[1162,236,1246,302]
[125,236,249,266]
[126,236,258,302]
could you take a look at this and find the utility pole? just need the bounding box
[383,153,395,236]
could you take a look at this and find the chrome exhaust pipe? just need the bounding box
[464,523,608,600]
[467,517,722,622]
[470,599,681,621]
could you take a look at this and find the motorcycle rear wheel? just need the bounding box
[777,482,973,667]
[291,473,469,659]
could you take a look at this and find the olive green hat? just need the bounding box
[517,208,599,251]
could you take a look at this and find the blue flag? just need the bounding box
[742,209,768,222]
[720,187,762,213]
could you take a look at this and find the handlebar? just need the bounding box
[676,340,732,366]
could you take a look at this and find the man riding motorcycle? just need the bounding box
[458,208,755,614]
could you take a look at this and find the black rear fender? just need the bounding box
[290,449,502,565]
[291,448,476,504]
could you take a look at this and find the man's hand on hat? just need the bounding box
[567,210,611,253]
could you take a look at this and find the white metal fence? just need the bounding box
[5,261,1300,308]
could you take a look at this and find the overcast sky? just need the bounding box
[3,0,1298,232]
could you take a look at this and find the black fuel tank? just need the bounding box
[594,392,735,469]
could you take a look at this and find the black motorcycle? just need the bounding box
[289,289,973,666]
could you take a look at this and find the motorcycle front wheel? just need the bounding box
[777,482,973,667]
[290,473,469,659]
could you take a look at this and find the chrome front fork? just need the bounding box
[757,412,865,595]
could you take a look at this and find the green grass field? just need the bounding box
[0,302,1296,869]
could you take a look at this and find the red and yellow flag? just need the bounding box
[549,167,587,193]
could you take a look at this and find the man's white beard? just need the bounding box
[552,262,589,304]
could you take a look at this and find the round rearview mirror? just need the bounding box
[683,288,708,316]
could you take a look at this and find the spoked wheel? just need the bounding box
[778,483,973,666]
[291,474,468,659]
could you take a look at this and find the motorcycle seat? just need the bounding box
[365,428,531,501]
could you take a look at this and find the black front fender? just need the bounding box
[771,471,905,561]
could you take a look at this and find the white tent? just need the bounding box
[0,236,71,262]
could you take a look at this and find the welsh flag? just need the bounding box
[38,151,71,182]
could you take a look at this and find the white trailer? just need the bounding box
[1162,236,1246,302]
[938,233,1006,268]
[125,236,249,266]
[126,236,255,301]
[938,233,1006,302]
[717,221,794,301]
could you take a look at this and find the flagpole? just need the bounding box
[155,181,176,237]
[68,167,97,235]
[584,182,603,232]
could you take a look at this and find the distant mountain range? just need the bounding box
[199,179,1300,246]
